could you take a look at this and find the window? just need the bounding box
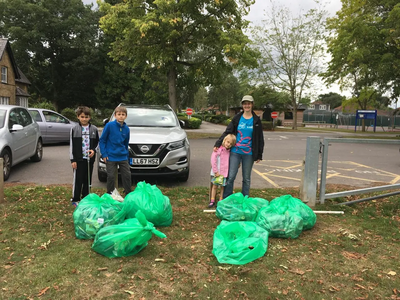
[16,97,29,108]
[308,104,315,110]
[284,112,293,120]
[1,66,7,83]
[319,105,326,110]
[0,97,10,105]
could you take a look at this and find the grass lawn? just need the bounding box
[1,184,399,299]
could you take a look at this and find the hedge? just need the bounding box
[178,116,202,129]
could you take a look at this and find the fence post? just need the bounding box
[0,158,4,203]
[300,137,320,207]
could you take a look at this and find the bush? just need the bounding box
[61,108,78,122]
[30,101,56,111]
[178,116,202,129]
[222,119,231,126]
[276,119,282,126]
[261,121,274,130]
[207,114,230,124]
[60,107,104,127]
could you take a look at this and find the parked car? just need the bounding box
[28,108,77,144]
[97,104,190,182]
[0,105,43,180]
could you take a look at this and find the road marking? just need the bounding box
[253,169,280,188]
[253,160,398,187]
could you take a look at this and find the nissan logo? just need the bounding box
[140,145,150,153]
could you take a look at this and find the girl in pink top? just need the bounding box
[209,134,236,208]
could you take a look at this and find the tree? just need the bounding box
[0,0,103,111]
[251,2,327,129]
[99,0,257,112]
[323,0,400,106]
[208,73,241,113]
[318,92,345,109]
[193,87,208,112]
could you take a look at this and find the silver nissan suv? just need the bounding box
[97,104,190,182]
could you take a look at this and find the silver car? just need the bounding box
[28,108,77,144]
[97,104,190,182]
[0,105,43,180]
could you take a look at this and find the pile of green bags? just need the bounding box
[212,193,317,265]
[72,181,172,258]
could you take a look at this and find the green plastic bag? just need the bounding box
[73,193,125,239]
[92,211,167,258]
[213,221,269,265]
[269,195,317,230]
[124,181,173,226]
[256,205,303,239]
[216,192,269,221]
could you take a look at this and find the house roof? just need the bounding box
[0,38,21,80]
[15,67,31,85]
[16,86,30,97]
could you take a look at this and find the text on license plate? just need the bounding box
[130,158,159,165]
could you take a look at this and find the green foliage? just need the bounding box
[178,116,202,129]
[60,108,78,122]
[318,92,345,109]
[205,114,230,124]
[0,0,103,110]
[30,101,56,111]
[323,0,400,101]
[261,121,274,130]
[99,0,257,111]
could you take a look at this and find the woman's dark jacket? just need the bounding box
[214,111,264,161]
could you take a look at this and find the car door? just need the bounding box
[29,109,47,143]
[7,108,32,164]
[42,110,71,143]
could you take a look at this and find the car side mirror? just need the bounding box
[10,124,24,132]
[103,118,109,125]
[179,120,185,128]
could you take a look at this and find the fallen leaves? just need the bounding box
[342,251,366,260]
[38,286,50,296]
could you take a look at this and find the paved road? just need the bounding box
[6,122,400,191]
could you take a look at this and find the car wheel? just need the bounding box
[30,139,43,162]
[1,149,12,181]
[98,169,107,182]
[179,170,189,182]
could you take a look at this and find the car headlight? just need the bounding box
[167,139,185,151]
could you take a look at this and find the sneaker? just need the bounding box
[71,202,79,207]
[208,201,215,208]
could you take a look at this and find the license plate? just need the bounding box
[130,158,159,165]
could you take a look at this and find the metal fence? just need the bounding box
[303,110,400,128]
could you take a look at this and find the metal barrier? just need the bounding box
[300,137,400,206]
[319,138,400,204]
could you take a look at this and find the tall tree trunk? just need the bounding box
[293,107,298,130]
[168,66,177,112]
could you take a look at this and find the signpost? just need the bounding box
[271,111,278,119]
[186,108,193,119]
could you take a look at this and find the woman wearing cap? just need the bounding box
[213,95,264,198]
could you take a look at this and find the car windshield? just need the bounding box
[0,109,6,129]
[123,107,178,127]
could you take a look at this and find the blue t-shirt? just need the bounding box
[232,116,253,155]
